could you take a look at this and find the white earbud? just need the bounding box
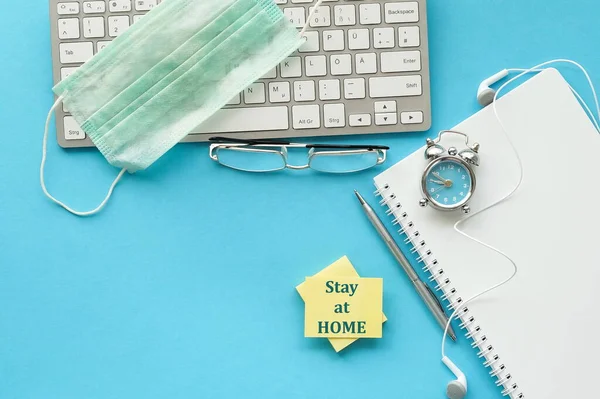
[442,356,468,399]
[476,69,509,107]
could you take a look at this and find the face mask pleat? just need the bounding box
[84,1,260,136]
[94,13,301,169]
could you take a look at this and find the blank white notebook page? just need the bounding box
[374,68,600,398]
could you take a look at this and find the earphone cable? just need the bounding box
[300,0,325,37]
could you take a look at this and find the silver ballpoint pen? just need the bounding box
[354,190,457,341]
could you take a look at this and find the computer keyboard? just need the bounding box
[49,0,431,148]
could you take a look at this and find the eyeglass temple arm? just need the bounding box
[209,136,292,145]
[210,137,389,151]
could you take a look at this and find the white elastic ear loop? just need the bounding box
[441,59,600,359]
[299,0,324,37]
[41,96,126,216]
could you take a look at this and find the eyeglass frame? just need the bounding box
[208,137,389,173]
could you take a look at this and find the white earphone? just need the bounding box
[443,59,600,399]
[476,69,509,106]
[442,356,468,399]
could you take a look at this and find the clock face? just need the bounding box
[423,158,474,209]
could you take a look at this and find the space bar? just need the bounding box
[192,106,289,134]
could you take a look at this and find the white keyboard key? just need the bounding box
[135,0,159,11]
[373,27,395,49]
[59,42,93,64]
[349,114,372,127]
[244,83,266,104]
[348,29,370,50]
[355,53,377,74]
[57,2,80,15]
[262,67,277,79]
[359,3,381,25]
[108,16,130,37]
[330,54,352,76]
[375,101,397,113]
[385,1,419,23]
[319,79,341,101]
[294,81,316,102]
[226,93,242,106]
[83,17,105,38]
[280,57,302,78]
[284,7,306,28]
[83,1,106,13]
[344,78,366,99]
[291,0,312,3]
[334,4,356,26]
[292,105,321,129]
[133,15,144,23]
[109,0,132,12]
[369,75,422,98]
[195,107,289,134]
[323,30,344,51]
[60,67,78,80]
[273,0,287,3]
[324,104,346,128]
[399,26,420,47]
[375,113,397,126]
[308,5,331,27]
[401,111,424,124]
[299,31,320,53]
[381,50,421,73]
[64,116,86,140]
[269,82,292,103]
[305,55,327,77]
[97,41,111,52]
[58,19,80,39]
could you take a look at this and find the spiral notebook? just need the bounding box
[374,68,600,399]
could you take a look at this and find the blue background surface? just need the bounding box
[1,1,598,398]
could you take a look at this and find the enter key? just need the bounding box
[380,50,421,73]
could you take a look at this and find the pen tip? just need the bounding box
[354,190,366,205]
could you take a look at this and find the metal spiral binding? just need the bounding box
[374,182,524,399]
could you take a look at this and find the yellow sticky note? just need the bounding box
[296,256,387,351]
[303,276,383,338]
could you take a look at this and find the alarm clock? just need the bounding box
[419,130,480,214]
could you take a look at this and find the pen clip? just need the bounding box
[425,284,447,316]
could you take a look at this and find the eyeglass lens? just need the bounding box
[216,147,285,172]
[309,150,380,173]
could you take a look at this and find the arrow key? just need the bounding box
[374,100,397,113]
[375,112,397,126]
[401,111,424,124]
[349,114,372,127]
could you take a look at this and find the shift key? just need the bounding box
[369,75,422,98]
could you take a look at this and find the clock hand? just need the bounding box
[432,172,448,182]
[432,185,447,194]
[429,179,445,185]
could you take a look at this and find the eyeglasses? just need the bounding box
[209,137,389,174]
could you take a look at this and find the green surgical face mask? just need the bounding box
[41,0,313,216]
